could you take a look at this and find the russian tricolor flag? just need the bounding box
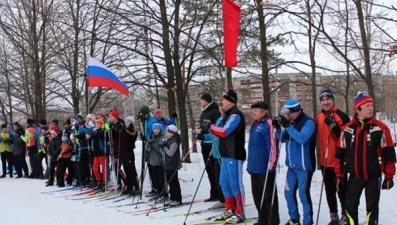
[87,56,129,96]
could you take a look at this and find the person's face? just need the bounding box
[221,98,233,111]
[357,102,374,119]
[320,96,334,111]
[219,104,225,115]
[200,99,209,108]
[153,128,161,135]
[109,115,117,123]
[166,131,173,138]
[41,129,46,134]
[125,121,131,128]
[154,113,162,120]
[95,122,102,129]
[86,116,92,122]
[13,125,18,131]
[252,108,266,121]
[62,136,68,142]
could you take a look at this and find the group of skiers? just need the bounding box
[195,89,395,225]
[0,89,395,225]
[0,107,183,201]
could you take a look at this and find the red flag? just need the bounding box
[223,0,240,67]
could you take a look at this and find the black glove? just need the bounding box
[278,115,290,128]
[272,118,281,130]
[139,133,145,141]
[336,177,345,193]
[325,115,341,137]
[382,178,394,190]
[158,139,167,149]
[202,119,212,129]
[172,111,178,119]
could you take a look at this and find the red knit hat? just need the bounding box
[109,109,120,119]
[354,92,373,109]
[154,108,163,116]
[95,118,104,125]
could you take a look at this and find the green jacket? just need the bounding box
[0,132,12,153]
[145,134,164,166]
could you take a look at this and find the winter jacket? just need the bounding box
[248,115,279,174]
[145,134,164,166]
[140,115,157,141]
[60,140,72,159]
[0,132,13,153]
[163,134,181,171]
[21,126,36,147]
[48,136,61,162]
[199,102,221,143]
[335,115,396,179]
[279,112,316,171]
[315,104,350,168]
[110,118,125,156]
[120,124,138,157]
[210,117,223,159]
[12,132,26,155]
[210,105,246,161]
[90,128,109,157]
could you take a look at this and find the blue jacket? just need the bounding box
[278,112,316,171]
[248,115,279,174]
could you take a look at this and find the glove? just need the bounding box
[158,139,167,149]
[272,118,281,130]
[139,133,145,141]
[135,113,142,120]
[172,111,178,119]
[382,178,394,190]
[324,116,341,137]
[57,154,62,160]
[278,115,290,128]
[202,119,212,129]
[336,177,345,192]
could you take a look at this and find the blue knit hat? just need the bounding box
[152,123,163,131]
[282,98,302,114]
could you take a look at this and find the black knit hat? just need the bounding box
[223,88,238,104]
[319,89,335,101]
[1,124,7,129]
[39,119,47,126]
[250,101,269,110]
[200,93,213,103]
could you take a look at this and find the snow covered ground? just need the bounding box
[0,140,396,225]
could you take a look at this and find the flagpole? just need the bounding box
[85,56,90,115]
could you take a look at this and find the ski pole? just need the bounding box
[315,131,331,225]
[147,140,196,216]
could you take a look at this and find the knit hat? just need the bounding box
[125,116,135,124]
[39,119,47,126]
[319,89,335,101]
[1,124,7,129]
[250,101,269,110]
[27,118,35,125]
[152,123,163,131]
[72,114,84,122]
[95,109,107,118]
[282,98,302,114]
[154,108,163,116]
[86,114,96,121]
[109,109,120,119]
[95,118,104,125]
[354,92,373,109]
[51,119,59,125]
[223,88,238,104]
[166,125,178,134]
[200,93,213,103]
[48,124,58,132]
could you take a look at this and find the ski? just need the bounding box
[190,216,258,225]
[40,186,77,194]
[122,199,203,215]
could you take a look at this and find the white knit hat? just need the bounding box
[166,125,178,134]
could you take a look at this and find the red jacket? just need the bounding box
[335,115,396,179]
[315,104,350,168]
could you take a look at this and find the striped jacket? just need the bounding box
[335,115,396,179]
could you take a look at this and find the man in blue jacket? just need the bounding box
[248,101,280,225]
[277,98,316,225]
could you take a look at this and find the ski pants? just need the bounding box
[219,157,245,216]
[284,168,314,225]
[345,175,381,225]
